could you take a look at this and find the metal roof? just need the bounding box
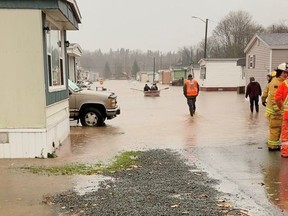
[244,33,288,53]
[258,33,288,47]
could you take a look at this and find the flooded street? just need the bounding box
[1,80,288,215]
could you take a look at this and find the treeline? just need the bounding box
[79,49,181,79]
[78,10,288,79]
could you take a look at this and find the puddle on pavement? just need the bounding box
[73,175,113,196]
[262,155,288,213]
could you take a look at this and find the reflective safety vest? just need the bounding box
[275,79,288,120]
[184,79,199,96]
[283,81,288,119]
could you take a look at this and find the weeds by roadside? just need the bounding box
[19,151,142,175]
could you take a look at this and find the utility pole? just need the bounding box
[204,18,208,58]
[192,16,209,58]
[153,57,155,82]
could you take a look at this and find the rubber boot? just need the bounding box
[268,144,281,151]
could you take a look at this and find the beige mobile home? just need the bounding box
[244,33,288,89]
[0,0,81,158]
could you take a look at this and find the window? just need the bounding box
[200,67,206,80]
[46,30,65,89]
[241,68,245,79]
[248,55,256,69]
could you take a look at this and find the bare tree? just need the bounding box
[78,10,288,71]
[178,46,194,66]
[209,10,264,58]
[266,20,288,33]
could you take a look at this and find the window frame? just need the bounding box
[248,55,256,69]
[200,66,206,80]
[45,21,66,92]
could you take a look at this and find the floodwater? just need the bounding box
[0,80,287,215]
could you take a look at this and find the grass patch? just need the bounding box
[20,151,142,175]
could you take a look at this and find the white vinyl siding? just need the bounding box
[272,50,288,70]
[198,59,244,88]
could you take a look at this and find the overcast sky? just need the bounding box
[68,0,288,53]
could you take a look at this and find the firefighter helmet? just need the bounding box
[271,70,277,77]
[277,63,288,72]
[275,63,288,77]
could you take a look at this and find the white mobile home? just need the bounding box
[198,58,245,91]
[138,71,159,83]
[67,43,83,83]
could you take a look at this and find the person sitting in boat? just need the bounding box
[150,83,158,90]
[144,84,150,91]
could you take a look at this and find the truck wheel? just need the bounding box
[80,108,104,127]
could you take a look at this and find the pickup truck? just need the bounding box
[68,80,120,126]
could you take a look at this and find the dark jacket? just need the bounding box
[245,81,262,98]
[144,85,150,91]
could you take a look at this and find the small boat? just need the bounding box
[131,87,169,97]
[144,90,160,97]
[131,59,169,97]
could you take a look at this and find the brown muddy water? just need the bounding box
[0,80,287,215]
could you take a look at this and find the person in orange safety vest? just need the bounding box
[262,70,286,150]
[183,74,199,116]
[274,63,288,157]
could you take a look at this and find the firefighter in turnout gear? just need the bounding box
[274,63,288,157]
[262,69,286,150]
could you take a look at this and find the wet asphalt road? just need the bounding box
[1,80,288,215]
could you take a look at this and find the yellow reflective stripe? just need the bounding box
[265,107,274,114]
[272,105,280,111]
[265,107,281,115]
[281,141,288,146]
[268,140,280,145]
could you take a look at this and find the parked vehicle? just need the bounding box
[76,80,92,89]
[171,79,184,86]
[68,80,120,126]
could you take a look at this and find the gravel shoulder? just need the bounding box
[45,149,249,216]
